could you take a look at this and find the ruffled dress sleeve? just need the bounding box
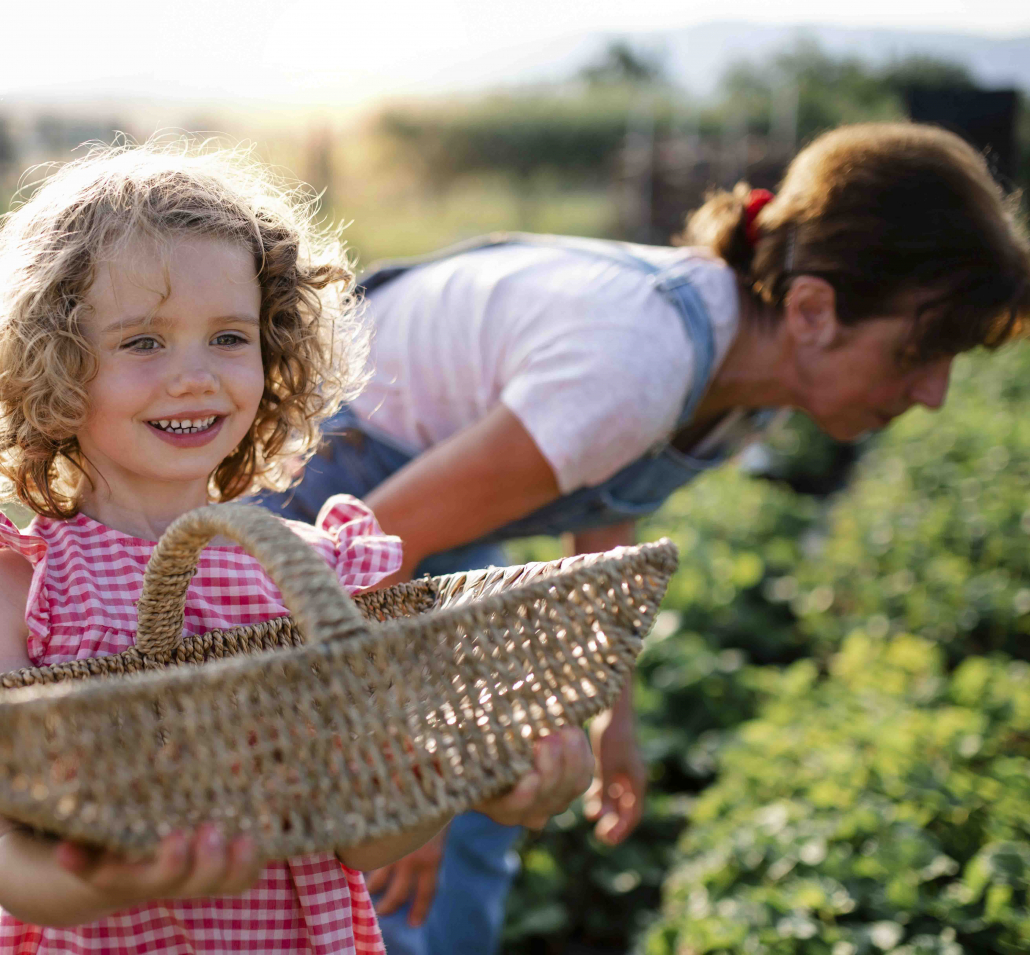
[0,511,50,649]
[313,494,403,593]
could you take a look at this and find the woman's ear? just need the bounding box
[783,276,839,349]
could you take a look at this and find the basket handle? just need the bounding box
[135,503,370,657]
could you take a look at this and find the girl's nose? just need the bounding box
[910,355,954,410]
[167,361,218,397]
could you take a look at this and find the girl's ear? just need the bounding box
[783,276,839,349]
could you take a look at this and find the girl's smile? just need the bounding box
[145,413,225,446]
[77,235,265,520]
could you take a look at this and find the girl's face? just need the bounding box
[77,236,265,505]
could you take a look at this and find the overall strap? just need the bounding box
[652,266,719,429]
[357,231,662,294]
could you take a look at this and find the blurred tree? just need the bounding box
[579,41,668,88]
[881,54,977,95]
[716,40,903,142]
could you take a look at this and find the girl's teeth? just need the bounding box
[152,416,217,434]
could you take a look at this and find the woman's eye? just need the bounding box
[212,332,248,347]
[895,344,922,368]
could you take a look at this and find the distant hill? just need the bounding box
[652,22,1030,94]
[438,21,1030,98]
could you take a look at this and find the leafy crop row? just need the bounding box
[504,344,1030,954]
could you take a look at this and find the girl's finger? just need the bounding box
[218,836,261,896]
[54,840,97,875]
[88,831,191,896]
[543,729,592,812]
[175,825,232,897]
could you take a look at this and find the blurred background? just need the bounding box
[4,2,1030,953]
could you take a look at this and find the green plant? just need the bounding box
[642,634,1030,955]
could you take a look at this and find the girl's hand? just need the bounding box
[476,727,594,829]
[56,825,263,908]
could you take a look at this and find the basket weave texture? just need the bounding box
[0,504,677,862]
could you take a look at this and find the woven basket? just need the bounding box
[0,504,677,862]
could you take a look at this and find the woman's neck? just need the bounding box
[692,284,799,422]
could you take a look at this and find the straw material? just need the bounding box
[0,504,677,862]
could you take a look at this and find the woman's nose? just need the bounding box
[910,356,954,410]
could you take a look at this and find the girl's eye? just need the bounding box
[123,336,161,352]
[212,332,248,347]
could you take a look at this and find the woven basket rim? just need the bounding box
[0,537,677,711]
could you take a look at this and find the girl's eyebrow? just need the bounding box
[100,314,261,334]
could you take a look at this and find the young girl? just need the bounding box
[0,143,593,953]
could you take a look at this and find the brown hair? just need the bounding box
[682,122,1030,357]
[0,140,365,519]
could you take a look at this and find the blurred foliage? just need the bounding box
[642,635,1030,955]
[718,42,983,144]
[718,41,905,141]
[375,88,679,190]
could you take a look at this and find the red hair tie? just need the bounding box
[744,189,774,247]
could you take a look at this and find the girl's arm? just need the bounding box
[366,404,560,583]
[0,824,262,927]
[0,549,33,672]
[0,551,263,926]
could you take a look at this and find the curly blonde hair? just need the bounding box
[0,140,365,519]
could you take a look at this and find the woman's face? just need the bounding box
[785,279,954,441]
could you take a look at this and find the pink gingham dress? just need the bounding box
[0,494,402,955]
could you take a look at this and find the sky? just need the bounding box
[2,0,1030,107]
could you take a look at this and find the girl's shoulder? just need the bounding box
[0,511,50,670]
[288,493,402,595]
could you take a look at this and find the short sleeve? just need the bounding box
[313,494,403,594]
[501,324,692,494]
[0,511,50,645]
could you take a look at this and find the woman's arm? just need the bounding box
[366,404,560,582]
[569,523,648,846]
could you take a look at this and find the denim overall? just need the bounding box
[259,233,774,955]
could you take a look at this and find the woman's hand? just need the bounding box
[365,826,447,926]
[476,727,594,830]
[583,698,646,845]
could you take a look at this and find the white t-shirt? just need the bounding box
[350,241,741,495]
